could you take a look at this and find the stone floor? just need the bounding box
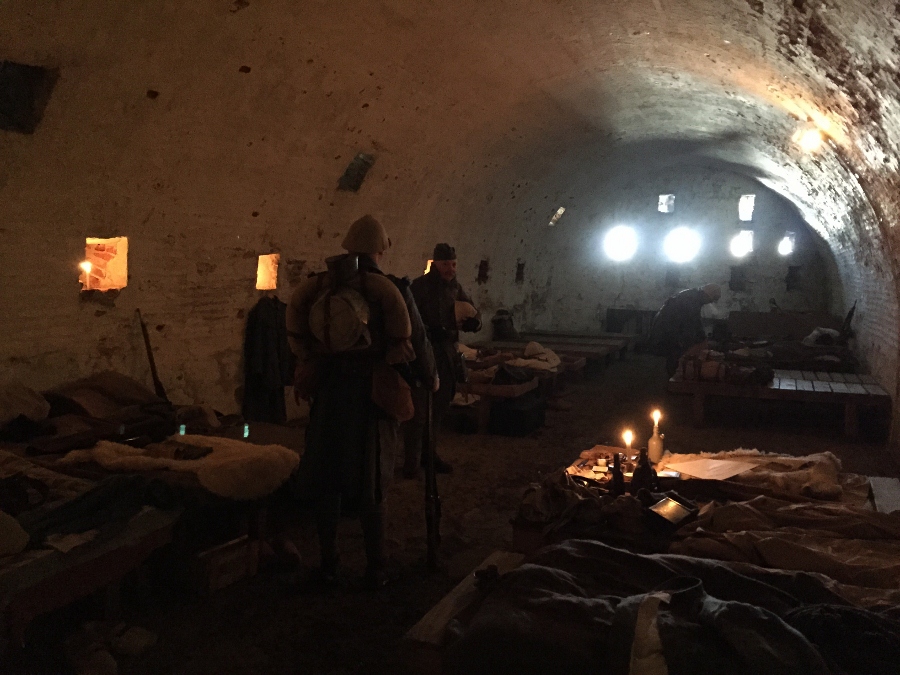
[22,354,900,674]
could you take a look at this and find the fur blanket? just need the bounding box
[60,435,299,500]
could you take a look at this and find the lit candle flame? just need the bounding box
[622,429,633,448]
[79,261,92,274]
[652,410,661,425]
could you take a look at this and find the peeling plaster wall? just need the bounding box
[1,0,900,450]
[464,168,839,334]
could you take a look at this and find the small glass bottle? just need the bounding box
[630,447,657,495]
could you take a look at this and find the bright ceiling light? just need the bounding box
[603,225,638,262]
[730,230,754,258]
[778,232,795,256]
[794,127,824,152]
[663,227,701,263]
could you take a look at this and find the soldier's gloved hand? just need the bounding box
[460,317,481,332]
[432,375,441,393]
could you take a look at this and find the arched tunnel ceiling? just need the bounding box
[2,0,900,417]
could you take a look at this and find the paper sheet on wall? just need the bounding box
[662,458,757,481]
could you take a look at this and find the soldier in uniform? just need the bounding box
[287,215,437,587]
[403,243,482,477]
[648,283,721,376]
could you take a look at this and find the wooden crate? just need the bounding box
[195,535,259,593]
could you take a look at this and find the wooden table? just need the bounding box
[667,370,891,437]
[457,378,539,433]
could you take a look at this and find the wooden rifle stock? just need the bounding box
[423,388,441,571]
[136,309,169,402]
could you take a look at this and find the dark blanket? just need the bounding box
[445,540,900,675]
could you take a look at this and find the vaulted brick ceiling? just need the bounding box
[2,0,899,436]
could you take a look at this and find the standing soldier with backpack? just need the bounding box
[403,243,482,477]
[287,215,437,588]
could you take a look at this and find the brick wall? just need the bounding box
[1,0,899,455]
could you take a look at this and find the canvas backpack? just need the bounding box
[308,255,376,353]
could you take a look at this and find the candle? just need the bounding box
[648,410,664,463]
[79,261,92,290]
[622,429,633,452]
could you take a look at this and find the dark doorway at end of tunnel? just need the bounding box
[664,266,681,288]
[729,265,749,293]
[515,261,525,284]
[786,265,802,291]
[477,259,490,284]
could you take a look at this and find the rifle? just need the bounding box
[136,308,169,402]
[423,388,441,571]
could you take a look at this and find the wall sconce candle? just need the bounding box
[79,261,92,290]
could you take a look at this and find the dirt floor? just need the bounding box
[23,354,900,674]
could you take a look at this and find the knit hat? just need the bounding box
[341,215,390,254]
[433,243,456,261]
[701,283,721,302]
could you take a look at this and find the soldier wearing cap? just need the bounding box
[649,283,721,376]
[403,243,482,477]
[287,215,437,587]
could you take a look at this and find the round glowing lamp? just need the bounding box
[603,225,638,262]
[663,227,701,263]
[729,230,753,258]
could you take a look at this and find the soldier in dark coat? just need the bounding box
[648,283,721,376]
[403,243,482,477]
[287,216,437,587]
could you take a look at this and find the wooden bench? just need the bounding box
[457,378,539,434]
[475,340,619,363]
[403,550,525,673]
[667,370,891,437]
[519,331,638,352]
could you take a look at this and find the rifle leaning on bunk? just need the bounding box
[423,388,442,572]
[136,308,169,402]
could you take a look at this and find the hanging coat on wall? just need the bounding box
[242,296,295,423]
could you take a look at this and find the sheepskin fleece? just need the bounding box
[60,435,299,500]
[659,449,869,505]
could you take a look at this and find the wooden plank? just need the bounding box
[830,372,847,383]
[796,380,814,392]
[405,551,525,646]
[846,383,868,395]
[800,371,816,381]
[812,381,832,392]
[786,370,803,380]
[814,372,832,381]
[870,477,900,514]
[779,378,797,390]
[858,374,877,384]
[843,373,861,384]
[830,382,851,394]
[864,384,890,397]
[459,378,539,398]
[773,370,791,380]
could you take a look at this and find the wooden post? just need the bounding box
[692,391,705,427]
